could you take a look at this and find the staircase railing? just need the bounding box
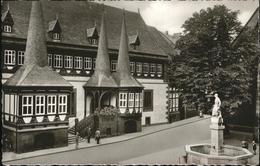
[68,114,94,138]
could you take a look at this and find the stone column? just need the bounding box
[210,116,225,155]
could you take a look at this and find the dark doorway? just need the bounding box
[34,132,55,150]
[145,117,151,125]
[125,120,137,133]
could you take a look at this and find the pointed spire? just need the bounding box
[115,9,143,88]
[117,10,130,75]
[95,11,110,74]
[84,9,117,88]
[56,13,59,20]
[24,0,48,67]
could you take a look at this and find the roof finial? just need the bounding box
[138,8,140,14]
[123,8,125,16]
[94,20,97,27]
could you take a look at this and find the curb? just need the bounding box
[3,116,210,163]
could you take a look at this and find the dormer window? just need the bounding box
[87,27,99,45]
[48,18,62,42]
[53,33,60,40]
[2,10,14,33]
[3,25,11,32]
[129,34,140,50]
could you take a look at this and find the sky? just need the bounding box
[102,0,259,35]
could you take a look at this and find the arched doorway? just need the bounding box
[125,120,137,133]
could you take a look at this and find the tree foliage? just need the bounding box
[169,5,259,119]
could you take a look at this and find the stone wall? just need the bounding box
[4,127,68,153]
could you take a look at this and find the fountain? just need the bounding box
[185,94,253,164]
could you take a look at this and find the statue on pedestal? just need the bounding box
[212,93,221,116]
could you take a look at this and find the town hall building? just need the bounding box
[1,1,177,153]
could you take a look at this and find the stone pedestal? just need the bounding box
[210,117,225,155]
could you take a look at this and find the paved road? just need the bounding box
[4,118,211,164]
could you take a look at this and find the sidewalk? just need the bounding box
[2,116,210,162]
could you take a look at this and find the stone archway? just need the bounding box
[125,120,137,133]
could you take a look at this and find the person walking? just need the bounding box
[252,140,257,155]
[75,132,79,149]
[87,127,91,143]
[95,129,101,144]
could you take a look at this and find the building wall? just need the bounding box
[257,62,260,119]
[63,76,89,127]
[138,78,168,125]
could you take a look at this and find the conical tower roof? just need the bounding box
[4,1,72,87]
[84,11,117,88]
[114,11,143,88]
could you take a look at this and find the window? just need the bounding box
[143,63,149,73]
[18,51,25,65]
[22,96,33,115]
[145,117,151,125]
[48,54,52,67]
[3,25,12,33]
[150,63,156,73]
[157,64,163,74]
[143,90,153,111]
[130,62,135,73]
[35,96,45,115]
[74,56,82,69]
[64,55,73,69]
[58,95,67,113]
[168,87,179,112]
[53,33,60,40]
[135,93,139,107]
[111,60,117,71]
[93,58,96,70]
[84,57,92,70]
[119,93,127,107]
[128,93,134,107]
[92,39,98,45]
[47,95,56,114]
[136,62,142,73]
[54,54,62,68]
[4,50,15,65]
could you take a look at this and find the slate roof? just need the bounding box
[87,27,98,38]
[48,19,61,32]
[3,1,172,57]
[129,34,140,45]
[147,26,176,56]
[4,1,72,88]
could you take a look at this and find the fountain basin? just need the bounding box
[185,143,253,164]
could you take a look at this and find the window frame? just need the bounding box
[84,57,92,70]
[22,95,33,116]
[150,63,156,73]
[111,60,117,71]
[130,62,135,73]
[136,62,142,73]
[74,56,83,69]
[53,33,60,40]
[18,51,25,65]
[35,95,45,115]
[48,54,52,67]
[64,55,73,69]
[157,64,163,74]
[58,95,67,114]
[3,25,12,33]
[4,50,16,65]
[53,54,63,68]
[119,93,127,107]
[143,63,149,74]
[47,95,56,115]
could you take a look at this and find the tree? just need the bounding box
[169,5,259,124]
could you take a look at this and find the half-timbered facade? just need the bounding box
[2,1,176,130]
[2,1,73,153]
